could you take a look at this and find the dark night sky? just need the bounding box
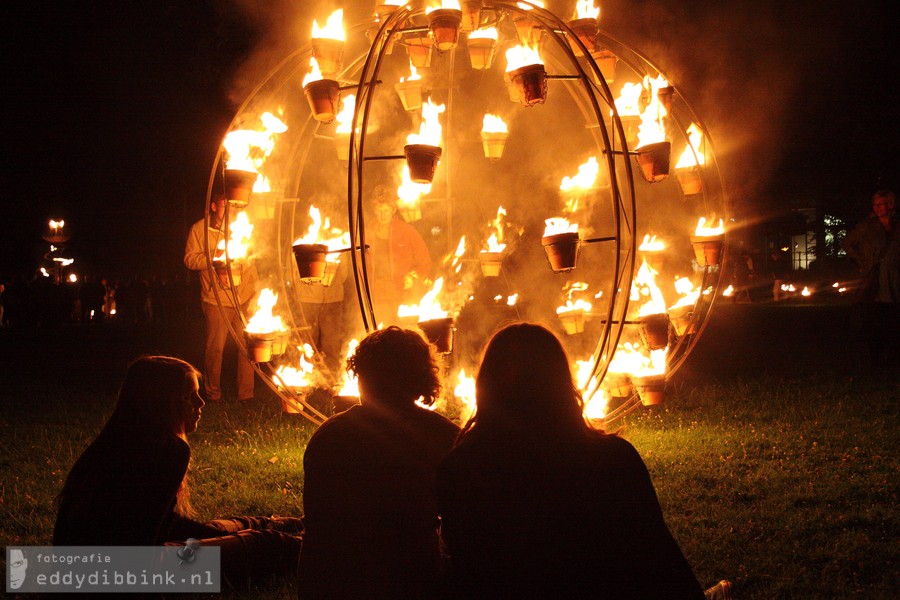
[2,1,898,280]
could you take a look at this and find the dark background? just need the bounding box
[2,0,898,280]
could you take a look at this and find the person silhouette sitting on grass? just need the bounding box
[297,326,460,599]
[53,355,303,589]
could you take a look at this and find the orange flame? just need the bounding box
[505,44,543,72]
[675,123,705,169]
[407,98,446,146]
[312,9,345,41]
[223,111,288,174]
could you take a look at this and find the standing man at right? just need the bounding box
[184,193,257,402]
[842,190,899,376]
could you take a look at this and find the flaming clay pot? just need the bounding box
[224,168,257,204]
[366,25,396,54]
[604,373,633,399]
[293,243,329,282]
[481,131,508,160]
[512,13,541,47]
[428,8,463,51]
[479,252,503,277]
[419,317,455,353]
[590,48,618,84]
[404,144,442,183]
[637,313,671,351]
[406,37,434,68]
[311,38,344,78]
[635,141,671,183]
[558,309,586,335]
[271,330,290,356]
[461,1,482,31]
[690,236,723,267]
[618,114,640,145]
[246,331,276,363]
[213,261,242,288]
[504,72,522,103]
[567,18,598,56]
[668,305,698,337]
[466,38,496,70]
[639,249,666,274]
[332,394,360,415]
[675,167,702,195]
[334,132,351,161]
[508,64,548,106]
[542,232,581,273]
[633,374,666,406]
[303,79,340,124]
[280,389,305,415]
[395,79,423,112]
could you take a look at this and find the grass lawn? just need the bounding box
[1,304,897,598]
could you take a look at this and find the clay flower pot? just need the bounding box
[633,374,666,406]
[635,141,671,183]
[293,243,329,282]
[675,167,702,195]
[604,373,633,398]
[224,169,256,204]
[637,313,671,351]
[558,309,586,335]
[668,305,698,336]
[466,37,496,69]
[428,8,463,51]
[508,64,547,106]
[395,79,423,112]
[460,1,482,31]
[567,18,598,56]
[480,131,507,160]
[690,236,723,267]
[404,144,442,183]
[590,48,618,84]
[418,317,455,353]
[246,331,276,363]
[542,232,581,272]
[271,330,290,356]
[406,37,434,68]
[311,38,344,78]
[479,251,503,276]
[303,79,341,124]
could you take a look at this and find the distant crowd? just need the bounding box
[0,273,201,329]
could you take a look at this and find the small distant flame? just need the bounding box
[631,259,667,316]
[68,273,78,283]
[613,82,643,117]
[557,281,592,315]
[223,111,288,174]
[482,113,508,134]
[407,98,446,147]
[337,339,360,397]
[639,234,665,252]
[505,44,543,72]
[801,287,811,297]
[398,277,450,321]
[302,57,325,88]
[397,165,432,210]
[668,276,701,310]
[49,219,65,232]
[695,217,724,237]
[52,257,74,267]
[482,207,508,253]
[274,344,316,389]
[399,62,422,84]
[312,9,345,41]
[469,27,498,40]
[246,288,287,334]
[574,0,600,20]
[214,211,254,261]
[507,293,519,306]
[675,123,705,169]
[335,94,356,135]
[543,217,578,236]
[722,284,734,297]
[560,156,599,193]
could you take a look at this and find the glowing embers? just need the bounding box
[427,1,463,51]
[690,217,725,267]
[303,58,340,124]
[505,44,546,106]
[311,9,345,78]
[467,27,497,69]
[541,217,580,272]
[405,98,446,183]
[480,114,508,160]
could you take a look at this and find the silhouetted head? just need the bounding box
[111,355,203,436]
[474,323,585,434]
[872,190,896,219]
[348,326,441,408]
